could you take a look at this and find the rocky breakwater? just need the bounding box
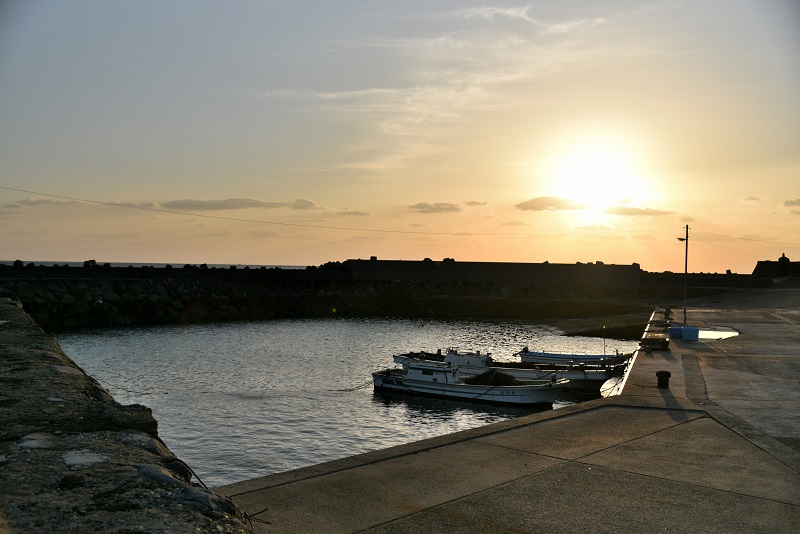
[0,299,250,533]
[0,276,324,330]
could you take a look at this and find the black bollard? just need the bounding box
[656,370,671,389]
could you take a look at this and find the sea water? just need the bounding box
[55,318,638,487]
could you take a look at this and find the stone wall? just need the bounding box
[0,299,250,532]
[0,276,658,331]
[0,277,343,330]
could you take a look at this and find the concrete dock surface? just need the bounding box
[217,285,800,533]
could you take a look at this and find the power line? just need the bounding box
[0,185,672,238]
[692,228,799,247]
[5,186,795,246]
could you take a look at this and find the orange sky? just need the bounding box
[1,1,798,273]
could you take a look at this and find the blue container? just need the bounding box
[682,326,700,341]
[668,326,683,339]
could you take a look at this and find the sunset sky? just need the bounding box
[1,1,798,273]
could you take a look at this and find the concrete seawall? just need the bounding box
[0,299,250,532]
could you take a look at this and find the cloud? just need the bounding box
[783,199,800,207]
[501,221,527,226]
[604,206,675,216]
[464,200,487,206]
[120,201,159,209]
[457,6,538,24]
[290,199,324,210]
[542,18,607,35]
[680,217,696,222]
[7,197,80,208]
[744,196,759,202]
[162,198,289,210]
[409,202,462,213]
[337,209,371,216]
[514,196,585,211]
[249,9,619,176]
[455,6,606,35]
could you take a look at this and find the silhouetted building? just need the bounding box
[344,258,642,287]
[752,253,800,277]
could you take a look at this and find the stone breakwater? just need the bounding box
[0,275,654,334]
[0,299,250,532]
[0,276,334,330]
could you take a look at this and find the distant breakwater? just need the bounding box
[0,260,763,331]
[0,276,646,331]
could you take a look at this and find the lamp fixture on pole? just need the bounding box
[677,225,689,327]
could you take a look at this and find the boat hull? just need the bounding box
[372,370,564,406]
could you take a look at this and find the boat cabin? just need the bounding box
[406,362,460,384]
[443,350,493,368]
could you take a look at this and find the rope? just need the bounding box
[242,505,271,528]
[331,378,375,392]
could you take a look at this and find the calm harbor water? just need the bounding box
[55,319,638,487]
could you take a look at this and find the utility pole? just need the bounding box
[677,225,689,327]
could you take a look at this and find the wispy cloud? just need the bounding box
[456,6,539,25]
[783,199,800,207]
[604,206,674,216]
[409,202,462,213]
[290,199,324,210]
[515,196,585,211]
[120,201,159,209]
[464,200,488,206]
[6,197,80,208]
[162,198,289,210]
[337,209,370,216]
[454,6,606,35]
[247,9,621,173]
[744,196,759,202]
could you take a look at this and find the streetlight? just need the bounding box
[677,225,689,327]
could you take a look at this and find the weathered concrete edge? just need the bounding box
[0,299,252,533]
[214,393,708,497]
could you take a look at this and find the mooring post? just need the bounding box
[656,370,671,389]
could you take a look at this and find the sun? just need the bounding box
[547,143,648,211]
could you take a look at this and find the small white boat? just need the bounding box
[372,359,567,406]
[516,346,630,367]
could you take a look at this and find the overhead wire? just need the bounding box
[0,185,675,239]
[3,185,797,245]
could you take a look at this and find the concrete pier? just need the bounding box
[217,284,800,532]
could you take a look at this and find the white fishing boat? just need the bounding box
[516,346,631,367]
[372,359,567,406]
[394,348,628,392]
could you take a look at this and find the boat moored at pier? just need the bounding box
[372,359,568,406]
[516,346,631,366]
[393,348,630,393]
